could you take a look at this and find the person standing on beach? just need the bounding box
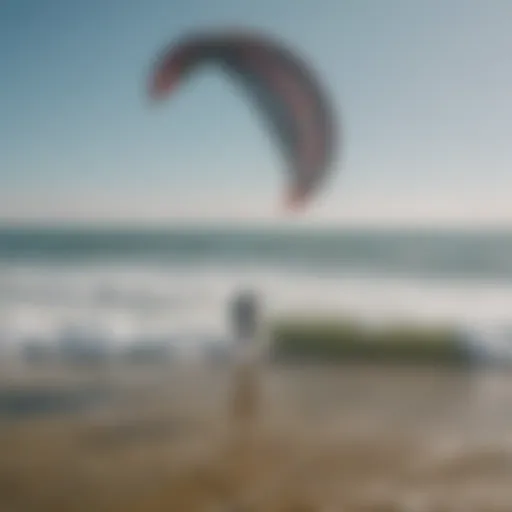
[229,290,265,426]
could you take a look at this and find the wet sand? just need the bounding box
[0,363,511,511]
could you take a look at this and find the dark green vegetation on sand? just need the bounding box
[270,317,469,365]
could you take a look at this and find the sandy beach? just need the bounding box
[0,362,511,511]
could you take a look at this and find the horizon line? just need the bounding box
[2,217,512,233]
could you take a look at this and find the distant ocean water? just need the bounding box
[2,225,512,351]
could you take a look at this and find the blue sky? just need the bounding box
[2,0,512,225]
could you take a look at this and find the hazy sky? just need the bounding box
[2,0,512,226]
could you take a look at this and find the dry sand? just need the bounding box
[0,363,511,511]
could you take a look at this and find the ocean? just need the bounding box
[1,225,512,353]
[3,225,512,509]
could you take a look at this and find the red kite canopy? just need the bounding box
[149,29,338,210]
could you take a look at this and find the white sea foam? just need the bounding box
[2,260,512,356]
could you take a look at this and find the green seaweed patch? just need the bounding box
[269,316,469,365]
